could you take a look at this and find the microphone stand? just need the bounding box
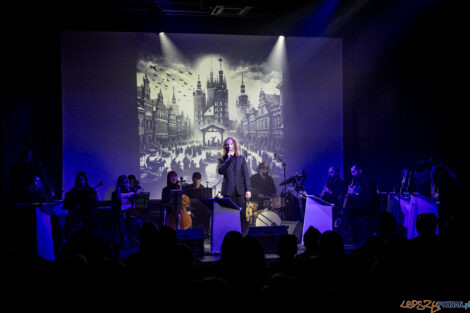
[397,168,409,235]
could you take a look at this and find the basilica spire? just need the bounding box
[210,58,214,83]
[218,58,224,84]
[241,72,245,94]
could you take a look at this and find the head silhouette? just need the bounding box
[416,213,438,237]
[378,212,397,236]
[278,234,298,260]
[319,231,344,257]
[303,226,321,252]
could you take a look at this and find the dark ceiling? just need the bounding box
[5,0,460,39]
[6,0,379,36]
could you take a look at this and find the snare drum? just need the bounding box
[255,210,282,227]
[262,198,273,210]
[246,201,258,222]
[271,196,286,209]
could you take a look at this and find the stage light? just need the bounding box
[266,34,288,73]
[159,32,188,64]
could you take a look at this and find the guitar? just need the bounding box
[343,177,357,209]
[93,181,103,190]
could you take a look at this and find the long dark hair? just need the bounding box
[74,171,89,189]
[116,175,129,192]
[167,171,179,187]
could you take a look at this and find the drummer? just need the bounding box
[250,161,277,205]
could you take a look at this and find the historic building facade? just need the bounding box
[137,72,191,151]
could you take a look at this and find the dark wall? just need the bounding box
[341,0,464,190]
[2,26,62,202]
[2,0,464,201]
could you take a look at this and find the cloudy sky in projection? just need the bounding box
[137,55,282,121]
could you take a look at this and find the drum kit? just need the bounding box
[246,196,286,226]
[246,170,305,226]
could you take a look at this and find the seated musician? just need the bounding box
[161,171,181,224]
[27,175,47,203]
[111,175,137,248]
[250,162,277,200]
[64,171,99,239]
[183,172,206,191]
[128,174,144,193]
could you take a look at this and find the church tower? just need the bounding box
[213,58,229,127]
[236,72,250,119]
[193,74,206,128]
[142,71,151,102]
[206,58,216,109]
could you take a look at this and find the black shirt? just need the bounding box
[250,173,277,198]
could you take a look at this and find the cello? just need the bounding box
[166,193,192,230]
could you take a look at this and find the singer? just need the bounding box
[217,137,251,235]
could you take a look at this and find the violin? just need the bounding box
[166,194,192,230]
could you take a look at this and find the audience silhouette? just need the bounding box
[6,199,468,310]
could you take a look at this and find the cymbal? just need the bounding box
[279,175,299,186]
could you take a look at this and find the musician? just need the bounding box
[343,164,379,245]
[320,166,345,208]
[217,137,251,235]
[250,162,277,199]
[11,146,55,203]
[64,172,99,238]
[182,171,212,238]
[27,175,47,203]
[161,171,181,224]
[128,174,143,193]
[112,175,136,248]
[183,172,206,191]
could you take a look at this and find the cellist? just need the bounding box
[161,171,180,225]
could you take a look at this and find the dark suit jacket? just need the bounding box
[217,154,250,196]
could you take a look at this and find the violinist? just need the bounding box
[128,174,144,193]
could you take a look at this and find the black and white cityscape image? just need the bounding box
[137,54,284,194]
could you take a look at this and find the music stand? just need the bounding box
[198,197,241,254]
[131,192,150,221]
[301,195,333,244]
[133,192,150,211]
[168,189,183,207]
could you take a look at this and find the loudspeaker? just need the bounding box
[247,226,288,254]
[280,221,303,243]
[176,229,204,258]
